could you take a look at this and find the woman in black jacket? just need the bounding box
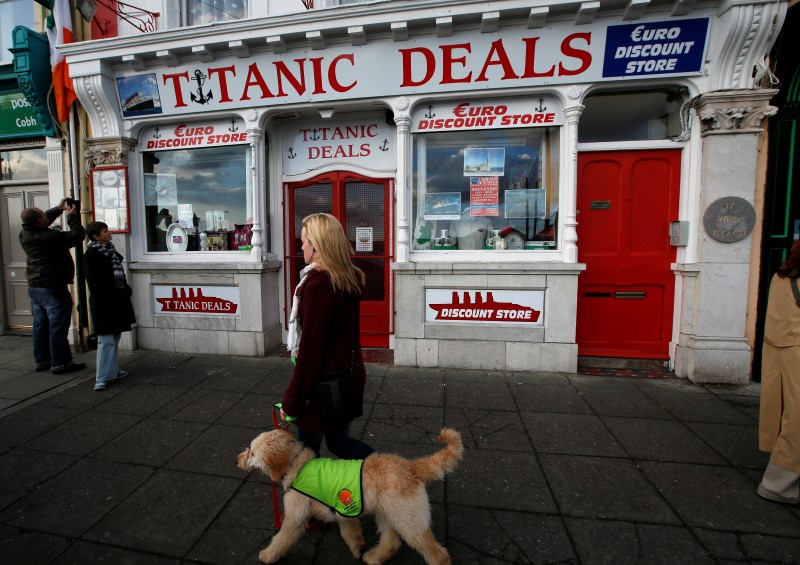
[83,221,136,391]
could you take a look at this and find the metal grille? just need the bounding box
[345,181,385,302]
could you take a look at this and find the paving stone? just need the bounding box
[93,383,188,416]
[83,469,240,557]
[389,366,445,381]
[132,365,213,388]
[363,403,445,445]
[185,524,272,565]
[198,366,269,393]
[691,528,750,561]
[639,461,800,535]
[124,351,193,369]
[0,371,80,400]
[51,541,181,564]
[449,506,575,563]
[509,382,592,414]
[740,531,800,563]
[25,410,142,456]
[603,417,727,464]
[92,418,209,466]
[250,370,293,396]
[540,454,679,523]
[216,392,281,429]
[445,408,534,451]
[166,424,261,478]
[213,480,276,531]
[38,378,127,409]
[0,448,79,510]
[685,422,770,469]
[1,458,153,537]
[376,375,445,406]
[156,389,245,423]
[443,378,517,411]
[641,388,756,425]
[0,525,70,564]
[448,448,556,513]
[569,378,674,419]
[522,412,627,457]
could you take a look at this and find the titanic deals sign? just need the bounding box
[425,289,544,325]
[153,286,240,316]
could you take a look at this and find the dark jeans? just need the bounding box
[296,422,375,460]
[28,286,74,368]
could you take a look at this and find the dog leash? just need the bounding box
[270,403,296,530]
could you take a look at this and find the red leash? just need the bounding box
[270,403,295,530]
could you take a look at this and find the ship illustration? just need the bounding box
[156,287,238,314]
[428,291,540,322]
[123,92,159,112]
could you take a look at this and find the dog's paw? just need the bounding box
[258,548,280,564]
[362,548,384,565]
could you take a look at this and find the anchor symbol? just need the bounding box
[153,126,161,139]
[424,105,435,119]
[535,98,546,112]
[379,139,389,152]
[190,69,214,105]
[310,129,320,141]
[288,147,297,159]
[228,119,239,132]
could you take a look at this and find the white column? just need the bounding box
[247,126,264,261]
[563,101,584,264]
[393,96,411,263]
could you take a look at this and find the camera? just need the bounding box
[65,198,79,208]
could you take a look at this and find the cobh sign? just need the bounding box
[0,92,44,138]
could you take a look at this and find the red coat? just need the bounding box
[282,268,366,431]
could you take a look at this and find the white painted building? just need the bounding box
[51,0,786,383]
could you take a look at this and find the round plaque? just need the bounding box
[702,197,756,243]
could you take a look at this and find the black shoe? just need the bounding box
[34,363,50,372]
[52,362,87,375]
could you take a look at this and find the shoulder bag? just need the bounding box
[315,350,359,427]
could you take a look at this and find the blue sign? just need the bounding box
[603,18,709,78]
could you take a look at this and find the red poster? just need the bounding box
[469,177,499,216]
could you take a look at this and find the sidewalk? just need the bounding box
[0,334,798,564]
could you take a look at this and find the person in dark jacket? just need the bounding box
[83,221,136,391]
[19,200,86,374]
[281,213,374,460]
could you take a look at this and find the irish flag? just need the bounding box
[47,0,77,123]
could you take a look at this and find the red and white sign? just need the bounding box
[141,119,248,150]
[153,285,240,316]
[282,117,395,176]
[469,177,499,216]
[425,289,544,325]
[412,98,562,133]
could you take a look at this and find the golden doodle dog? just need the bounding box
[236,428,463,565]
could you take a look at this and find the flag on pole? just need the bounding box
[47,0,78,123]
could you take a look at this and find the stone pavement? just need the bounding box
[0,334,798,564]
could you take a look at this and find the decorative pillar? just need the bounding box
[674,88,777,384]
[246,110,264,261]
[563,87,584,264]
[393,96,411,263]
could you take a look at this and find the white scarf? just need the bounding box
[287,263,317,359]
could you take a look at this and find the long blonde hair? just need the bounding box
[302,213,365,294]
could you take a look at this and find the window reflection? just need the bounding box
[0,148,48,181]
[185,0,248,25]
[142,145,252,252]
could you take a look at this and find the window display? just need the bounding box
[412,127,559,251]
[142,144,252,252]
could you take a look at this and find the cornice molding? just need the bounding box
[689,88,778,135]
[85,136,137,168]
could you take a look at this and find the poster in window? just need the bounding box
[469,177,499,217]
[505,189,547,219]
[424,192,461,220]
[90,167,130,233]
[144,173,178,208]
[355,227,373,252]
[464,148,505,177]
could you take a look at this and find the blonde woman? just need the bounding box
[281,213,374,459]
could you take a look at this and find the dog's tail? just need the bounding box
[410,428,463,483]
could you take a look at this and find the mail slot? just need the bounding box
[590,200,611,210]
[585,292,612,297]
[615,291,646,299]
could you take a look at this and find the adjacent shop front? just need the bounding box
[61,0,784,382]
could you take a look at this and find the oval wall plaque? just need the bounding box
[702,197,756,243]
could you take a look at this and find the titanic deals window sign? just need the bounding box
[153,286,240,316]
[425,289,544,325]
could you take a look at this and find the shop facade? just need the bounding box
[60,0,786,383]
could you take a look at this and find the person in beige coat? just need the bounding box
[758,240,800,504]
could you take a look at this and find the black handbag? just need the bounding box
[315,351,359,427]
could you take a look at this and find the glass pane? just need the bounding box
[293,183,332,255]
[353,257,385,301]
[579,88,689,142]
[0,148,48,181]
[412,127,559,252]
[346,181,385,301]
[142,145,251,252]
[0,0,33,62]
[186,0,248,25]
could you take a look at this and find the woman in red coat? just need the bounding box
[280,213,374,459]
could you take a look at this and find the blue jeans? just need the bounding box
[28,286,74,368]
[297,422,375,460]
[96,333,121,383]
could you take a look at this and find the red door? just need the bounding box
[284,172,393,347]
[576,150,680,359]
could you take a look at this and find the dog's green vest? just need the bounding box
[290,458,364,517]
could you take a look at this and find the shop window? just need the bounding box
[1,0,33,63]
[184,0,248,26]
[412,128,560,252]
[579,88,689,142]
[0,148,47,181]
[142,145,252,253]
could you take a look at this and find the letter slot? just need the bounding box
[615,291,646,299]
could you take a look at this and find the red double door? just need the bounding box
[284,172,394,348]
[576,149,681,359]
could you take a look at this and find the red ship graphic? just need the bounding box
[156,287,238,314]
[428,291,540,323]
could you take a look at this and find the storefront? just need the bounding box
[61,0,786,383]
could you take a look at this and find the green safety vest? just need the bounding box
[290,458,364,517]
